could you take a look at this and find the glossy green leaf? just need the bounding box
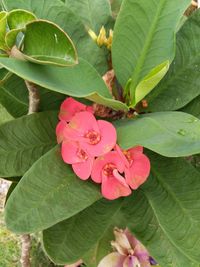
[0,111,57,177]
[5,146,101,233]
[3,0,109,74]
[0,11,8,50]
[7,9,36,29]
[22,20,78,66]
[146,9,200,112]
[130,60,169,106]
[5,29,21,49]
[114,111,200,157]
[0,58,128,111]
[65,0,112,32]
[122,153,200,267]
[112,0,190,99]
[43,199,122,264]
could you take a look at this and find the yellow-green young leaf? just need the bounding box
[7,9,37,30]
[0,11,8,51]
[5,29,21,49]
[5,9,37,49]
[22,20,78,67]
[131,61,169,106]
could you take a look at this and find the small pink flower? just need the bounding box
[116,145,150,190]
[91,151,131,200]
[59,97,93,122]
[56,120,67,144]
[98,228,153,267]
[61,141,94,180]
[64,111,117,157]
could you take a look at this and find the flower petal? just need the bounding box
[128,146,143,155]
[59,97,87,122]
[123,256,141,267]
[72,157,94,180]
[101,172,131,200]
[112,228,132,255]
[61,141,88,164]
[56,120,67,143]
[91,151,125,183]
[82,120,117,156]
[64,111,99,140]
[125,154,150,190]
[98,252,126,267]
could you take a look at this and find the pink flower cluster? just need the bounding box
[56,97,150,200]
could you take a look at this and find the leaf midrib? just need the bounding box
[130,0,167,95]
[142,167,200,263]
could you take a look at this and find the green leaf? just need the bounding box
[5,182,18,204]
[110,0,123,19]
[0,74,29,117]
[130,60,169,106]
[181,96,200,119]
[5,146,101,234]
[0,67,10,81]
[7,9,36,30]
[65,0,112,33]
[0,57,128,111]
[0,111,57,177]
[114,111,200,157]
[146,9,200,112]
[43,199,122,264]
[112,0,190,101]
[22,20,78,67]
[0,11,8,50]
[3,0,109,75]
[0,73,66,117]
[5,29,21,49]
[0,103,12,124]
[122,153,200,267]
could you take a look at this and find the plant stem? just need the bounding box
[25,80,40,114]
[20,234,31,267]
[20,81,40,267]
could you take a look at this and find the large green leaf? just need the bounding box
[146,9,200,112]
[2,0,109,74]
[112,0,190,101]
[0,58,128,111]
[122,153,200,267]
[22,20,78,66]
[43,199,122,264]
[0,74,29,117]
[65,0,112,32]
[5,146,101,233]
[0,111,57,177]
[115,111,200,157]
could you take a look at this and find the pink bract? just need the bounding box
[116,145,150,190]
[56,120,67,144]
[91,151,131,200]
[61,141,93,180]
[59,97,93,122]
[64,111,117,157]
